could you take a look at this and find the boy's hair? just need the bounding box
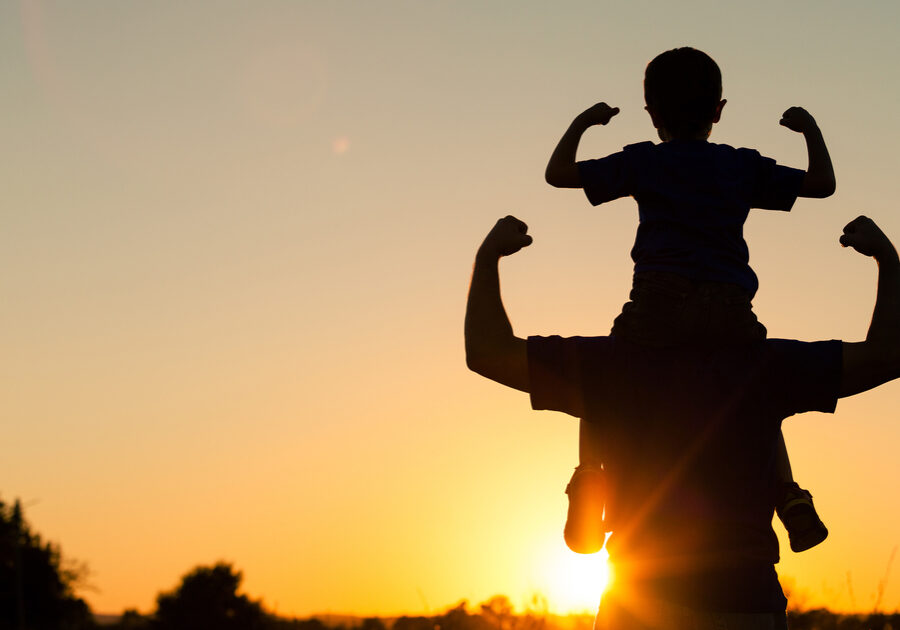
[644,47,722,139]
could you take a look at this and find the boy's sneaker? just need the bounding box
[564,465,608,555]
[776,482,828,552]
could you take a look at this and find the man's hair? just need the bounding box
[644,47,722,139]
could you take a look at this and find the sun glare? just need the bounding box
[539,543,611,614]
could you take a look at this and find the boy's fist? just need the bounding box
[577,102,620,127]
[840,216,894,260]
[779,107,818,133]
[479,216,533,258]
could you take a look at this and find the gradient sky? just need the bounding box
[3,0,900,618]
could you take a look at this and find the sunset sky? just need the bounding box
[3,0,900,618]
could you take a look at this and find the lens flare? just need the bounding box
[540,544,611,614]
[332,136,350,155]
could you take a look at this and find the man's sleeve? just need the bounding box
[576,148,635,207]
[527,335,587,418]
[744,149,806,211]
[771,339,843,417]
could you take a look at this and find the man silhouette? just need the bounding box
[465,215,900,630]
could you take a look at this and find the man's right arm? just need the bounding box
[465,216,533,392]
[545,103,619,188]
[839,216,900,397]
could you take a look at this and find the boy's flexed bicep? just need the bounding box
[780,107,836,199]
[546,103,619,189]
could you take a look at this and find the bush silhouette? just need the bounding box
[153,562,268,630]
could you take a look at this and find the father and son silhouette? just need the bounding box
[465,48,898,630]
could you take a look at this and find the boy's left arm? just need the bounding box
[780,107,836,198]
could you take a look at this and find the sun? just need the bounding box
[538,542,612,614]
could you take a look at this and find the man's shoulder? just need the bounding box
[529,335,841,375]
[529,335,841,364]
[762,337,842,357]
[758,339,843,376]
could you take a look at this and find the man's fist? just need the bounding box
[479,215,533,258]
[840,215,894,260]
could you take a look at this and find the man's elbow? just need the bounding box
[802,176,836,198]
[465,337,495,378]
[842,341,900,397]
[545,165,580,189]
[465,349,504,385]
[465,337,529,392]
[465,348,487,376]
[812,180,837,198]
[545,166,563,188]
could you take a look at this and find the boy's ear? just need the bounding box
[712,99,726,123]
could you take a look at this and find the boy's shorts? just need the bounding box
[611,271,767,348]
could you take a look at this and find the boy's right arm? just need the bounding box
[545,103,619,188]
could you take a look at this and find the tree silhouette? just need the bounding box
[115,609,151,629]
[152,562,269,630]
[437,600,492,630]
[0,497,94,630]
[480,595,514,630]
[392,615,433,630]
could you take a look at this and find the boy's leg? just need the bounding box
[565,419,607,554]
[775,430,793,482]
[610,272,691,347]
[775,431,828,552]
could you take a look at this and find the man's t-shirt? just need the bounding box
[577,141,805,297]
[528,335,841,612]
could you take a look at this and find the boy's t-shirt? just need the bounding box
[577,140,805,298]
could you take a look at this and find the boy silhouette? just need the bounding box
[545,47,836,554]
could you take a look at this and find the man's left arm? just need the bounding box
[839,216,900,397]
[465,216,532,392]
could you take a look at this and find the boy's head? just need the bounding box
[644,47,725,141]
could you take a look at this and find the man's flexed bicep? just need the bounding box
[839,216,900,397]
[465,216,533,392]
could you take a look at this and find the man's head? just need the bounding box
[644,47,725,141]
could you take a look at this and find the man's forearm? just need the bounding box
[466,249,514,355]
[464,249,529,392]
[867,246,900,350]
